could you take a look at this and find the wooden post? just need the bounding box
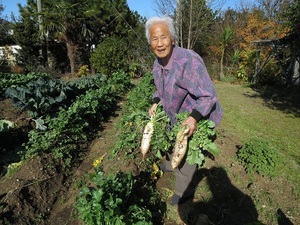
[254,45,260,84]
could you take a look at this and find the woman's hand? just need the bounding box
[149,103,158,117]
[182,116,197,137]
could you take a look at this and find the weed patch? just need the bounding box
[237,138,282,180]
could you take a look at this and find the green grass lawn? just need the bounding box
[215,82,300,197]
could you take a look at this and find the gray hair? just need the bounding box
[145,16,176,44]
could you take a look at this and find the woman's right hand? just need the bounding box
[148,103,158,117]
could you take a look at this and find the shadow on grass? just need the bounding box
[249,85,300,117]
[277,208,294,225]
[178,167,260,225]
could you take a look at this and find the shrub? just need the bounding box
[237,138,282,180]
[77,65,90,77]
[91,36,129,76]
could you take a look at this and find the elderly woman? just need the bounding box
[145,16,223,205]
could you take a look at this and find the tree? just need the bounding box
[41,0,148,75]
[180,0,215,50]
[280,0,300,85]
[0,5,15,46]
[153,0,218,52]
[182,0,216,52]
[283,0,300,59]
[236,8,288,52]
[234,7,289,84]
[39,0,98,75]
[11,0,150,75]
[12,0,41,72]
[0,4,15,72]
[258,0,291,20]
[219,26,233,79]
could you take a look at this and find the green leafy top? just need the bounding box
[171,112,219,166]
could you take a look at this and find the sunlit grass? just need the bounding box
[215,82,300,197]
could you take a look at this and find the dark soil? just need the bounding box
[0,88,299,225]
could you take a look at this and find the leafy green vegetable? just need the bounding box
[0,72,50,96]
[76,167,155,225]
[31,118,47,130]
[112,73,158,156]
[23,72,132,167]
[0,119,14,133]
[171,112,219,167]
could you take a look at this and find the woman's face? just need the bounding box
[149,23,174,65]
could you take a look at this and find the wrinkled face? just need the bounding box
[149,23,174,65]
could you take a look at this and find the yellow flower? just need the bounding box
[151,163,162,180]
[93,153,107,168]
[153,162,159,172]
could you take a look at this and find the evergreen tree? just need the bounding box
[12,1,41,72]
[0,5,15,46]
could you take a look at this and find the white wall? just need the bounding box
[0,45,21,64]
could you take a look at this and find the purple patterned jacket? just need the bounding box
[152,46,223,126]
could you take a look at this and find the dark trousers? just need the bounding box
[164,152,198,197]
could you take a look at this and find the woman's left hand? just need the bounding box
[181,116,197,137]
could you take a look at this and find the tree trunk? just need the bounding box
[187,0,193,49]
[66,42,78,75]
[176,0,183,47]
[220,47,225,80]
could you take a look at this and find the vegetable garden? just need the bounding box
[0,71,300,225]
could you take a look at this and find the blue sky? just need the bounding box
[1,0,157,18]
[1,0,256,19]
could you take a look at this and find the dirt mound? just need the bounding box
[0,155,66,225]
[0,98,124,225]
